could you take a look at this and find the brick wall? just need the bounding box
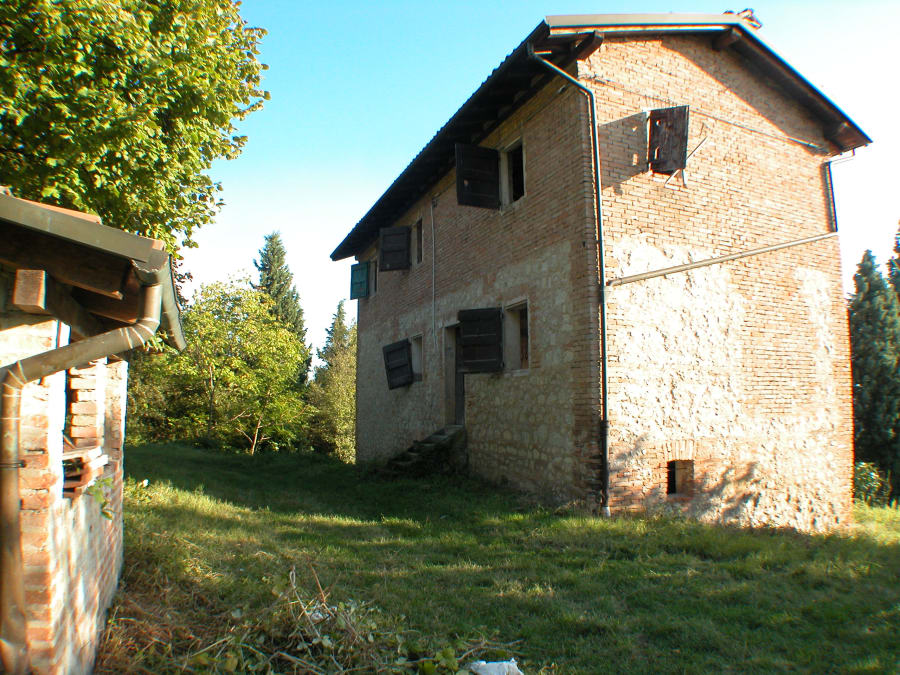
[355,82,598,500]
[1,272,127,673]
[353,31,853,530]
[582,34,852,530]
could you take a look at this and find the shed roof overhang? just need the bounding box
[0,192,186,350]
[331,13,870,262]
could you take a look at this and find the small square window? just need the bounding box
[504,302,529,370]
[666,460,694,496]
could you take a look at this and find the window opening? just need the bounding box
[411,334,424,381]
[415,220,423,265]
[506,143,525,203]
[666,460,694,496]
[504,302,529,370]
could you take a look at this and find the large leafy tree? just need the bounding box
[308,301,357,462]
[128,279,312,453]
[0,0,267,251]
[849,250,900,493]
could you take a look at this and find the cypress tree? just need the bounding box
[849,250,900,492]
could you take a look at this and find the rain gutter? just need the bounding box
[530,41,611,516]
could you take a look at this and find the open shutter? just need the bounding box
[648,106,689,174]
[383,339,414,389]
[458,308,503,373]
[456,143,500,209]
[350,262,369,299]
[379,227,410,271]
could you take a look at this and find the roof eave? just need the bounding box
[0,193,185,350]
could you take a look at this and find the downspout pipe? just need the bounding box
[0,282,163,675]
[529,45,611,516]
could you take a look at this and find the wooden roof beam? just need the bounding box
[0,220,128,299]
[12,269,103,339]
[713,27,741,51]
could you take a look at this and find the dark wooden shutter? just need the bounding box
[648,106,689,174]
[456,143,500,209]
[349,262,369,299]
[383,339,414,389]
[458,308,503,373]
[379,227,410,271]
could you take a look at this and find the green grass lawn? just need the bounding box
[97,443,900,674]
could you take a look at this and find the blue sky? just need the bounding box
[181,0,899,354]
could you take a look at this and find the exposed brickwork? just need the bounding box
[352,31,853,530]
[356,82,598,501]
[581,35,852,529]
[1,270,128,674]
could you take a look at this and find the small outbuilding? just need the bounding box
[0,190,184,674]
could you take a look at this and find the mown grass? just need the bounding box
[97,443,900,673]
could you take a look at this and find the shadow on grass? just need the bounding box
[115,442,900,674]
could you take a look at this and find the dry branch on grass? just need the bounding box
[97,561,517,674]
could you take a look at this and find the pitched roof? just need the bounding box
[0,192,185,349]
[331,13,870,261]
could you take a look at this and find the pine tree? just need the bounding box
[849,250,900,493]
[888,220,900,294]
[254,232,309,382]
[318,300,351,367]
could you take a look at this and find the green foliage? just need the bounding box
[854,461,894,506]
[0,0,267,251]
[308,301,356,462]
[888,220,900,294]
[849,250,900,494]
[253,232,309,384]
[127,279,312,453]
[84,476,115,519]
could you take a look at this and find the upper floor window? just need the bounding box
[455,141,526,210]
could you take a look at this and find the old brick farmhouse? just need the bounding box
[331,13,869,531]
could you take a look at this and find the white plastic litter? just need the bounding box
[466,658,524,675]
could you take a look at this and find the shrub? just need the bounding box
[854,461,893,506]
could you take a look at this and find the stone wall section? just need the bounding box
[581,35,853,530]
[1,270,127,673]
[355,82,599,500]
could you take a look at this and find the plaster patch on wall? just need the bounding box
[605,243,848,531]
[608,239,746,450]
[795,266,837,408]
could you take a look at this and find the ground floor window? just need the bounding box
[667,459,693,496]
